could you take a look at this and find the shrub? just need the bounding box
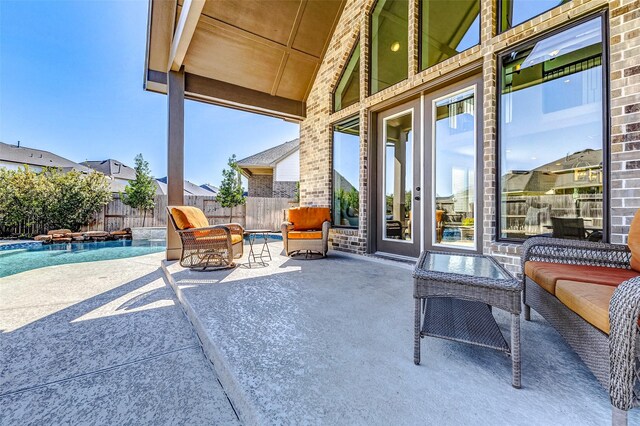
[0,166,112,237]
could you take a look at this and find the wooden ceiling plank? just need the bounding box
[304,0,347,99]
[168,0,206,72]
[272,0,308,96]
[199,13,319,64]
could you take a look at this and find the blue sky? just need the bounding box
[0,0,299,186]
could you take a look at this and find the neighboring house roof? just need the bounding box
[0,141,92,173]
[200,183,219,194]
[502,149,604,194]
[156,177,214,196]
[236,139,299,173]
[81,159,137,180]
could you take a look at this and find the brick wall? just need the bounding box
[273,180,297,198]
[300,0,640,271]
[248,174,273,198]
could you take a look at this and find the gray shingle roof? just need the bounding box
[81,159,137,180]
[156,177,214,196]
[0,141,92,173]
[236,138,299,168]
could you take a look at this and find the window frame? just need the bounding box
[495,11,610,243]
[332,37,361,113]
[418,0,481,72]
[368,0,410,96]
[430,85,478,251]
[331,115,361,229]
[380,107,415,243]
[497,0,570,34]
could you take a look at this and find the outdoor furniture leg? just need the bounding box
[612,405,628,426]
[247,233,254,267]
[260,232,271,260]
[511,313,521,388]
[524,304,531,321]
[414,297,422,365]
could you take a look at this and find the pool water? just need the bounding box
[0,240,166,278]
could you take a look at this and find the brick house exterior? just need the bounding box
[238,139,299,199]
[298,0,640,275]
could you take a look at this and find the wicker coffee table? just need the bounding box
[413,251,522,388]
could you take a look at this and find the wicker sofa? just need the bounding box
[522,233,640,425]
[281,207,330,257]
[167,206,244,270]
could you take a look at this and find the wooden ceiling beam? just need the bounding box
[185,73,306,121]
[168,0,206,72]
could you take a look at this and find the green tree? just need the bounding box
[121,154,157,226]
[216,155,245,222]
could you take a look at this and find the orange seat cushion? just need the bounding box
[629,209,640,272]
[288,207,331,231]
[524,261,639,295]
[287,230,323,240]
[556,280,615,334]
[171,206,209,230]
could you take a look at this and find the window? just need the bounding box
[498,17,605,242]
[334,43,360,112]
[420,0,480,70]
[370,0,408,94]
[333,117,360,228]
[383,110,413,241]
[433,88,476,248]
[499,0,570,32]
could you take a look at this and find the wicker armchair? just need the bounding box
[522,237,640,425]
[167,206,244,270]
[281,207,330,257]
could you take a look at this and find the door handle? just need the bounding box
[414,196,421,201]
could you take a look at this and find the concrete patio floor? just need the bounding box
[164,240,640,425]
[0,253,239,425]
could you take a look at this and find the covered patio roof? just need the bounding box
[144,0,345,121]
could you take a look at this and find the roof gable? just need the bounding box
[237,138,299,169]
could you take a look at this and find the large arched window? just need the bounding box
[370,0,408,94]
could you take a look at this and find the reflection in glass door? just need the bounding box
[377,101,421,258]
[432,88,477,249]
[384,112,414,242]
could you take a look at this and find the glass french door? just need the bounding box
[376,100,422,258]
[425,78,482,252]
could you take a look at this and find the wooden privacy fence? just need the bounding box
[85,195,292,232]
[245,197,293,231]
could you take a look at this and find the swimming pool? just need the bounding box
[0,240,166,278]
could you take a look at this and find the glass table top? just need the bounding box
[426,252,510,280]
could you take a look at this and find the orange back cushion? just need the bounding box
[288,207,331,231]
[171,206,210,230]
[629,209,640,271]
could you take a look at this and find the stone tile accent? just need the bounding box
[299,0,640,269]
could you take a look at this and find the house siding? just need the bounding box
[299,0,640,273]
[275,150,300,181]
